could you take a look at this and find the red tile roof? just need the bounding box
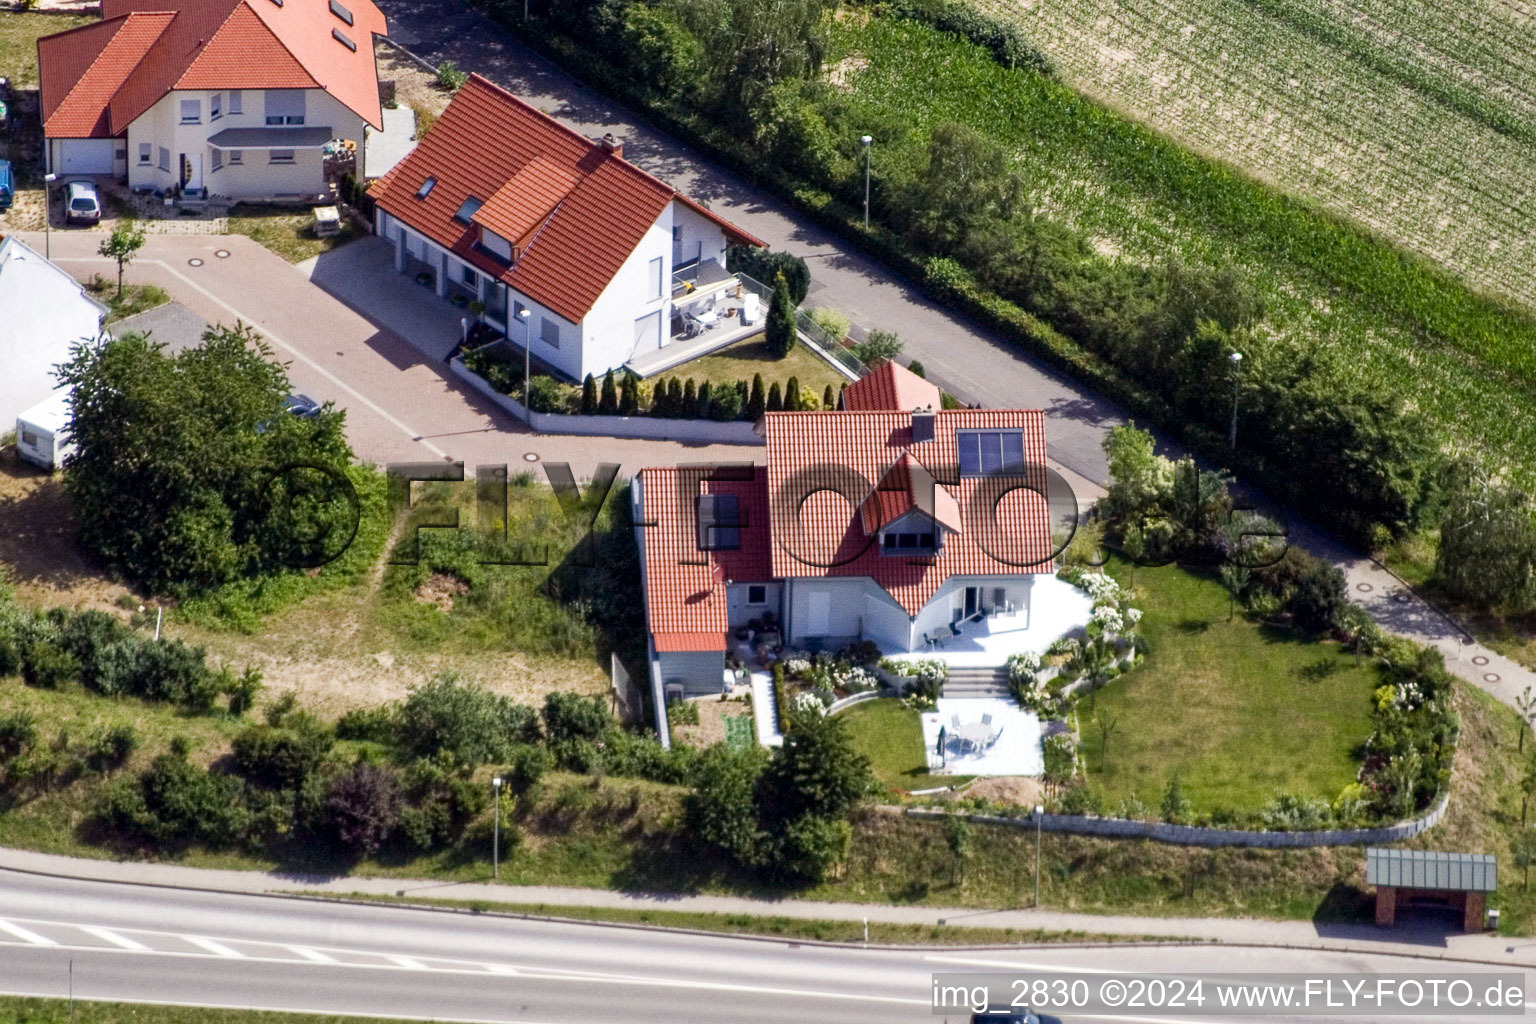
[39,0,385,140]
[372,74,766,324]
[841,359,942,412]
[762,409,1054,616]
[859,452,964,535]
[638,466,773,652]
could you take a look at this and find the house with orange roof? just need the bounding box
[368,74,766,382]
[633,361,1093,712]
[37,0,386,200]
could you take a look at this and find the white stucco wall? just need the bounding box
[668,200,729,269]
[911,575,1036,638]
[0,238,104,427]
[785,576,879,646]
[123,88,360,199]
[581,218,672,378]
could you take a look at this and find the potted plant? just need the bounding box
[415,271,432,287]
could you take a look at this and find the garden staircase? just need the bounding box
[941,665,1011,699]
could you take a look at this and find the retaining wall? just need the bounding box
[450,356,764,444]
[905,793,1449,849]
[826,689,892,715]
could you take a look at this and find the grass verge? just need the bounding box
[225,204,363,264]
[0,13,92,89]
[0,998,419,1024]
[287,890,1163,946]
[84,279,171,325]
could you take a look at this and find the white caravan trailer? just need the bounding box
[15,389,73,470]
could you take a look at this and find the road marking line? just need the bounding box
[184,936,243,958]
[0,988,565,1024]
[51,254,448,459]
[387,954,428,970]
[0,920,57,946]
[79,926,149,951]
[288,945,338,964]
[483,963,519,975]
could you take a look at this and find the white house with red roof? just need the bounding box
[633,362,1087,705]
[37,0,386,198]
[368,74,766,382]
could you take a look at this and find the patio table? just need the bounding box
[953,722,993,755]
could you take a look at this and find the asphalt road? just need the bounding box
[1,870,1531,1023]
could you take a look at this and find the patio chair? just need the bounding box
[950,714,963,730]
[981,713,993,727]
[986,726,1003,750]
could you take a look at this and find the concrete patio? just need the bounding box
[885,574,1094,669]
[921,697,1044,776]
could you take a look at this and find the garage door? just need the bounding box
[58,140,116,175]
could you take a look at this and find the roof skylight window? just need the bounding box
[454,197,484,223]
[417,177,437,199]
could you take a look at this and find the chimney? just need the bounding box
[599,132,623,158]
[911,406,935,444]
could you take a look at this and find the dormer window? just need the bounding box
[454,197,484,223]
[416,176,436,198]
[329,0,354,25]
[696,494,741,551]
[882,531,936,554]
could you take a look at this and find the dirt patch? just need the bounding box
[956,775,1044,810]
[826,54,870,91]
[375,39,449,135]
[414,572,469,612]
[0,448,136,612]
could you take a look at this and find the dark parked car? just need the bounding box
[283,394,322,418]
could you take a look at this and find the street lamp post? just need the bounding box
[860,135,873,230]
[43,173,57,259]
[1034,803,1044,907]
[518,307,533,429]
[492,776,503,879]
[1228,351,1244,450]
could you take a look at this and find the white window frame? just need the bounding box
[269,149,296,165]
[210,93,222,121]
[540,317,560,349]
[211,147,223,172]
[264,90,305,126]
[228,150,243,166]
[461,263,478,288]
[137,143,151,165]
[157,147,170,172]
[179,99,200,124]
[228,89,243,115]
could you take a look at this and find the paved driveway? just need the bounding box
[23,230,762,481]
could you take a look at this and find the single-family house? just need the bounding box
[37,0,386,199]
[633,361,1063,700]
[368,73,766,382]
[0,235,107,427]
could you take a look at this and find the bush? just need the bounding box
[727,247,809,304]
[323,763,403,855]
[685,743,766,864]
[777,812,852,883]
[526,374,571,413]
[807,307,850,342]
[435,60,468,92]
[86,724,138,773]
[397,675,541,765]
[502,742,553,795]
[765,271,798,357]
[851,329,903,366]
[667,700,701,727]
[100,751,250,850]
[231,717,335,790]
[0,711,39,763]
[21,640,78,689]
[542,691,610,745]
[335,704,397,744]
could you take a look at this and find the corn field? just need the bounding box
[828,14,1536,483]
[968,0,1536,312]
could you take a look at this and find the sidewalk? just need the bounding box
[1,845,1530,965]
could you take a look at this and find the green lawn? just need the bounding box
[0,13,91,88]
[665,335,849,406]
[840,697,969,793]
[226,204,363,264]
[1076,559,1376,815]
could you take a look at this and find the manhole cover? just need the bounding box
[1485,673,1501,684]
[1472,655,1489,666]
[522,452,540,462]
[187,258,203,267]
[214,249,230,258]
[1355,582,1374,593]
